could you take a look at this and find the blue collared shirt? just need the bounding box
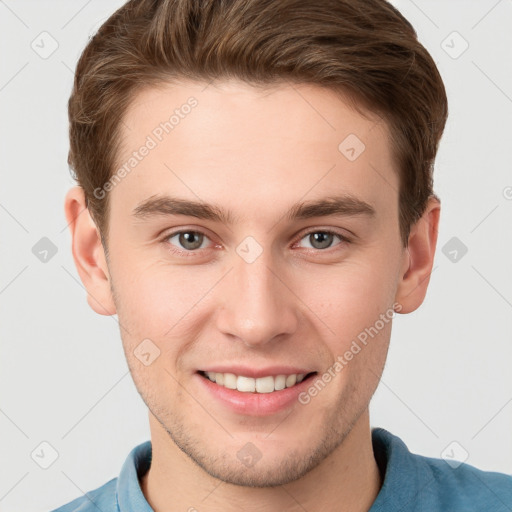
[51,427,512,511]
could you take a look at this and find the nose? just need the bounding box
[215,248,299,348]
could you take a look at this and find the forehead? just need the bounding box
[111,80,398,223]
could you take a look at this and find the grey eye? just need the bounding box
[168,231,206,251]
[300,231,342,250]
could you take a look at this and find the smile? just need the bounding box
[199,370,317,393]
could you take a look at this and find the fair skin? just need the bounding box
[65,80,439,511]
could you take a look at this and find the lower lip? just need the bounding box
[195,372,316,416]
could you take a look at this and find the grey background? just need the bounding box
[1,0,511,510]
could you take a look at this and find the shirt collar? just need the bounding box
[116,440,153,511]
[369,427,434,511]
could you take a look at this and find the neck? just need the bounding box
[141,409,382,512]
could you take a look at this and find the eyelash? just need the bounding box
[161,228,351,258]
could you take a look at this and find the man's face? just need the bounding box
[104,80,406,486]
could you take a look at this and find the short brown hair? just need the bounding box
[68,0,448,247]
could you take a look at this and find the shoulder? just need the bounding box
[371,427,512,511]
[49,477,118,512]
[419,453,512,510]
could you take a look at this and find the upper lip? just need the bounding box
[199,366,316,378]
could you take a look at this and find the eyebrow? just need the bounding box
[132,194,376,224]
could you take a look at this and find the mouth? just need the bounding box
[197,370,318,393]
[195,368,320,416]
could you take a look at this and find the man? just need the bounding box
[54,0,512,510]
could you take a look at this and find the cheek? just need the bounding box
[110,261,221,373]
[303,259,397,339]
[295,256,396,389]
[113,260,214,329]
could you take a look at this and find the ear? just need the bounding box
[394,196,440,314]
[64,186,116,316]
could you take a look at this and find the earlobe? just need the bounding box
[394,197,440,314]
[64,186,116,316]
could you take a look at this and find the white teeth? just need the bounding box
[255,376,275,393]
[203,371,311,393]
[237,376,255,392]
[223,373,237,389]
[285,374,297,387]
[274,375,286,391]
